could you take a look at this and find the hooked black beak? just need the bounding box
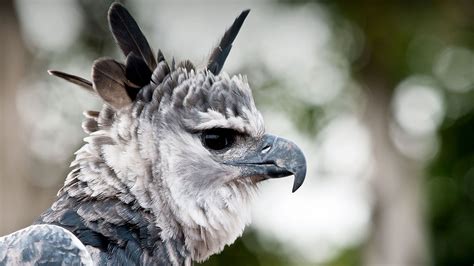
[226,134,307,192]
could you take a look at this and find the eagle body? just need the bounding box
[0,3,306,265]
[36,193,188,265]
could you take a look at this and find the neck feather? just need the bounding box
[51,105,256,262]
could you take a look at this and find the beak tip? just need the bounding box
[291,168,306,193]
[291,186,299,193]
[291,179,303,193]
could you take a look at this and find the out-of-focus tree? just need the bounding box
[323,2,432,265]
[0,0,119,236]
[319,1,474,265]
[0,0,54,235]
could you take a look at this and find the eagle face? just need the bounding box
[48,2,307,262]
[122,69,305,261]
[155,72,265,190]
[146,73,265,259]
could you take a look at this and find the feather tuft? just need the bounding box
[207,9,250,74]
[92,58,132,109]
[48,70,94,94]
[125,52,153,88]
[157,49,166,63]
[108,3,157,70]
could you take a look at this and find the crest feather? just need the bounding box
[207,9,250,75]
[48,70,94,93]
[125,52,152,88]
[108,3,157,70]
[92,58,132,109]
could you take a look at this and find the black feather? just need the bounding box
[125,52,152,88]
[207,9,250,74]
[157,49,166,63]
[92,58,132,109]
[48,70,94,93]
[171,57,176,72]
[108,3,157,70]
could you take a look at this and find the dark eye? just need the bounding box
[201,128,237,151]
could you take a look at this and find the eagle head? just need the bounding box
[50,3,306,262]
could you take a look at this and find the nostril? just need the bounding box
[261,145,271,154]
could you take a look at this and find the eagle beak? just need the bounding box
[227,134,307,192]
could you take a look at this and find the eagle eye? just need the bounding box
[201,128,237,151]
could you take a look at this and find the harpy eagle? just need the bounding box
[0,3,306,265]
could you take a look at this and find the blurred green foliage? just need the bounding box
[429,112,474,266]
[199,230,291,266]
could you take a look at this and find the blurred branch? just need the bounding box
[362,78,428,266]
[334,3,430,265]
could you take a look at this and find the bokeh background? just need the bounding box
[1,0,474,265]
